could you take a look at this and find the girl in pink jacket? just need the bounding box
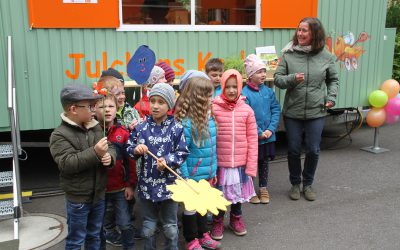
[211,69,258,240]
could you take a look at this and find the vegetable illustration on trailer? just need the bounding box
[326,31,370,71]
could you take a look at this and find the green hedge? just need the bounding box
[386,0,400,81]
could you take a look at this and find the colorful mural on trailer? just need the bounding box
[326,31,370,71]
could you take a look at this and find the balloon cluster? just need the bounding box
[366,79,400,127]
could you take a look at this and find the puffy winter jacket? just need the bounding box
[242,84,281,144]
[212,96,258,177]
[180,117,218,181]
[274,49,339,120]
[50,114,116,204]
[106,124,137,192]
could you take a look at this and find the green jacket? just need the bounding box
[49,114,116,204]
[274,49,339,120]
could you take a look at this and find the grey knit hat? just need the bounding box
[148,83,175,109]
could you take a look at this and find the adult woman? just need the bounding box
[274,17,339,201]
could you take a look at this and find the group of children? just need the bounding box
[50,54,281,250]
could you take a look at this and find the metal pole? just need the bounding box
[8,35,22,239]
[360,127,389,154]
[372,127,379,150]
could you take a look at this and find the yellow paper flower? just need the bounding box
[167,179,231,216]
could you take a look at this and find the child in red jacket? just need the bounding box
[96,95,137,249]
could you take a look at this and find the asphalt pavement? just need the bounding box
[10,122,400,249]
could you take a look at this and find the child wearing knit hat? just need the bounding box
[134,66,169,119]
[156,61,175,85]
[241,54,281,205]
[127,83,189,250]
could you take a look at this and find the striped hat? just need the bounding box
[156,61,175,83]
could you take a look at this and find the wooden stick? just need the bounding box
[146,150,199,194]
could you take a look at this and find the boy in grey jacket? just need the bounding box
[50,84,116,249]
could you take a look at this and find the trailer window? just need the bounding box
[119,0,261,31]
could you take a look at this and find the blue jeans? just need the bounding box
[65,199,105,250]
[140,199,179,250]
[284,116,325,186]
[102,191,135,249]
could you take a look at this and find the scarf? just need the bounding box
[246,80,260,91]
[221,93,238,109]
[281,41,312,53]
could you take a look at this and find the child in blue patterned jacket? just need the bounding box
[127,83,189,250]
[174,77,221,250]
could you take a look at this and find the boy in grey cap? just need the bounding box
[49,83,117,250]
[127,83,189,250]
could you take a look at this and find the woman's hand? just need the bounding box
[295,73,305,83]
[325,101,335,109]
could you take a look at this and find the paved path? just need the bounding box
[20,123,400,250]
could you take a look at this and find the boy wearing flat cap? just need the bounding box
[49,83,116,250]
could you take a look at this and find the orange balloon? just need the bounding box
[381,79,400,99]
[366,108,386,127]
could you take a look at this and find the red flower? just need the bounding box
[93,82,108,96]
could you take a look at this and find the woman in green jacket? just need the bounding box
[274,17,339,201]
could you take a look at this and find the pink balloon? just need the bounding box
[385,113,399,124]
[384,97,400,116]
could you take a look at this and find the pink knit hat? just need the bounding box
[244,54,266,78]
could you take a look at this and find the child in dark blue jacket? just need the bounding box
[242,54,281,204]
[127,83,189,250]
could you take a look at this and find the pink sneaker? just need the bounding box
[186,238,204,250]
[210,217,224,240]
[229,214,247,236]
[199,232,221,249]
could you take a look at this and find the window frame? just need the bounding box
[117,0,262,32]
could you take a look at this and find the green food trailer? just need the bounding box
[0,0,396,133]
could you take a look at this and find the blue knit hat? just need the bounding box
[179,70,210,91]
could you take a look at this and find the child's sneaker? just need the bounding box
[259,187,270,204]
[210,217,224,240]
[249,195,261,204]
[105,230,122,246]
[229,214,247,236]
[199,232,221,249]
[186,238,204,250]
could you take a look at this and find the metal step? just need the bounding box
[0,144,13,159]
[0,199,14,217]
[0,171,13,187]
